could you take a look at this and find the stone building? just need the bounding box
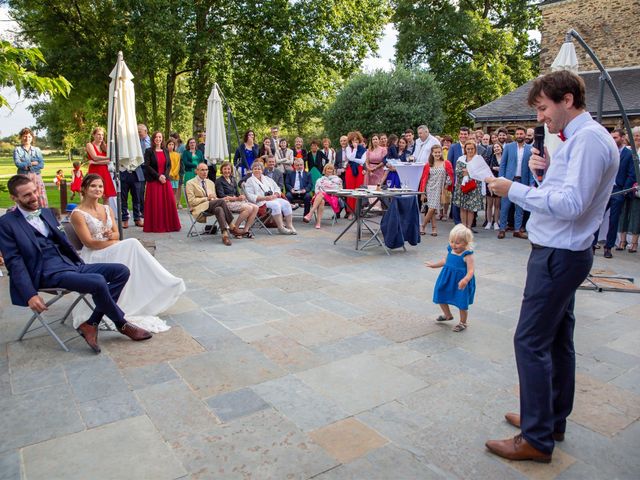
[470,0,640,132]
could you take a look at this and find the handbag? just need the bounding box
[440,188,451,204]
[461,179,477,194]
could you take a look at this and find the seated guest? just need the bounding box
[264,155,285,191]
[186,163,241,246]
[304,163,343,229]
[286,158,312,215]
[0,174,152,353]
[215,161,259,238]
[306,139,328,190]
[276,138,294,173]
[70,173,185,333]
[245,161,296,235]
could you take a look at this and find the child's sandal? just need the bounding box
[452,323,467,332]
[436,315,454,322]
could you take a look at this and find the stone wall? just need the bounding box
[539,0,640,72]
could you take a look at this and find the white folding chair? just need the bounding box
[241,185,273,235]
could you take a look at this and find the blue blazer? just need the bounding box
[614,147,636,192]
[499,142,533,185]
[447,143,464,173]
[285,170,312,193]
[0,208,83,306]
[349,145,367,176]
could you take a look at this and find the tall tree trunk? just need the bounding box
[149,70,159,131]
[165,64,177,135]
[191,3,210,136]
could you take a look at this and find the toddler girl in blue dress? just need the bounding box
[426,224,475,332]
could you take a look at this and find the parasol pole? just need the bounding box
[110,51,124,239]
[215,83,242,170]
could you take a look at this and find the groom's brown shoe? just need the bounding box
[505,413,565,442]
[486,434,552,463]
[77,322,101,354]
[119,322,152,341]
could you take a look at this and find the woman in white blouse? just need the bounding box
[276,138,294,173]
[244,161,296,235]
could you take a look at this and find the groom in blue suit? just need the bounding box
[0,175,152,353]
[497,127,533,239]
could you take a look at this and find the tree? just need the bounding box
[323,68,444,141]
[0,40,71,109]
[394,0,541,133]
[8,0,391,149]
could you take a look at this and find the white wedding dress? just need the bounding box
[71,206,185,332]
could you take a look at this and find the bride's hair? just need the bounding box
[81,173,103,194]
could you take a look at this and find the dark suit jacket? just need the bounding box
[143,148,172,182]
[447,142,464,173]
[0,208,83,306]
[285,170,312,193]
[335,147,348,170]
[264,168,285,191]
[615,147,636,192]
[306,150,328,172]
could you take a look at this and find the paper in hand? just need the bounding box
[466,155,493,181]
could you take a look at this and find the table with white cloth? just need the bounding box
[386,161,426,191]
[326,188,421,255]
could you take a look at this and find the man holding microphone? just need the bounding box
[484,70,619,463]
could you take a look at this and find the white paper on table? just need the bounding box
[466,154,493,181]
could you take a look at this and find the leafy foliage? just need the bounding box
[394,0,541,132]
[0,40,71,109]
[323,68,444,141]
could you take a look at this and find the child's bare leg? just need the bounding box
[459,309,468,325]
[438,304,453,319]
[453,309,468,331]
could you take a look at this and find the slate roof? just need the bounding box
[469,67,640,123]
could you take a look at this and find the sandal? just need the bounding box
[419,229,426,236]
[436,315,454,322]
[630,242,638,253]
[615,241,627,251]
[243,231,255,239]
[431,230,438,237]
[452,323,467,332]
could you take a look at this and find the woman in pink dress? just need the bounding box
[364,133,387,186]
[143,131,181,233]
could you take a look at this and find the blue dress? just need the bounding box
[433,245,475,310]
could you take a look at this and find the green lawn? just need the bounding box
[0,155,76,209]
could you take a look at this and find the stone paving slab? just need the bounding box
[1,217,639,479]
[0,383,85,453]
[172,409,337,479]
[296,354,426,415]
[22,416,187,480]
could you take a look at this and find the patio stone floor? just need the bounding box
[1,209,639,479]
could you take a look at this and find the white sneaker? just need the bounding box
[484,223,492,230]
[289,227,297,235]
[493,223,500,230]
[278,227,292,235]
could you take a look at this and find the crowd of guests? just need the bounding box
[8,121,640,254]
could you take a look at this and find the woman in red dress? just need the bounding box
[143,131,181,233]
[85,127,117,201]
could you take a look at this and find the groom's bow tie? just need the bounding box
[26,209,42,221]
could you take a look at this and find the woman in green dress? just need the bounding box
[181,137,204,183]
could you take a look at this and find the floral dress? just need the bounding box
[425,165,451,210]
[452,158,483,212]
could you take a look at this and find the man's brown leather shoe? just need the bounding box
[505,413,565,441]
[513,230,529,239]
[485,434,552,463]
[77,322,101,354]
[497,230,506,239]
[119,322,152,341]
[135,219,144,227]
[122,220,129,229]
[222,234,232,246]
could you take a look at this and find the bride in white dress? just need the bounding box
[70,173,185,332]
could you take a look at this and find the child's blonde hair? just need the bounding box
[449,224,474,249]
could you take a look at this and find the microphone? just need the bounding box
[533,125,545,183]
